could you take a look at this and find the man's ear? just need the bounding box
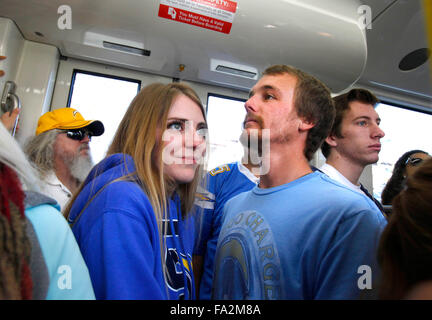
[325,134,338,147]
[299,118,315,132]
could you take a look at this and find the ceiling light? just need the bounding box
[210,59,258,79]
[215,65,257,78]
[103,41,150,56]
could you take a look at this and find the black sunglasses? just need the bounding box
[405,157,423,167]
[64,129,92,141]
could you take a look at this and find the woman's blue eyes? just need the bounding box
[168,122,183,131]
[196,128,207,137]
[167,122,207,137]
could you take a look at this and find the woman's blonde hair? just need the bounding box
[65,82,207,291]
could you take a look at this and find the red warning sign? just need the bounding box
[158,0,237,34]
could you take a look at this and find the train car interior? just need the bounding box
[0,0,431,204]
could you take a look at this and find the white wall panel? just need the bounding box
[14,41,59,146]
[0,18,25,100]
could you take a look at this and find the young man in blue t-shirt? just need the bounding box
[212,65,387,300]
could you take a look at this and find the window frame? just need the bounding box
[379,98,432,116]
[206,92,247,114]
[66,69,141,108]
[205,93,247,170]
[372,98,432,200]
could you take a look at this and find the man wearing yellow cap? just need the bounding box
[25,108,104,211]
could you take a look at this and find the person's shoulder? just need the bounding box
[311,172,385,218]
[208,162,257,188]
[69,177,155,230]
[25,202,66,227]
[312,172,364,198]
[25,190,59,209]
[87,179,154,218]
[81,153,136,189]
[25,203,77,256]
[223,187,255,210]
[101,178,144,194]
[205,162,240,193]
[82,169,149,203]
[207,162,238,179]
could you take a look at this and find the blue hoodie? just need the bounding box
[68,154,195,300]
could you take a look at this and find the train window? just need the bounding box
[68,70,140,164]
[206,94,246,170]
[373,102,432,201]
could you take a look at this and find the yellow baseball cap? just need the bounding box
[36,108,104,136]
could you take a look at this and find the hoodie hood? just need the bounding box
[67,153,137,224]
[24,191,59,210]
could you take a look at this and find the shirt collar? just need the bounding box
[237,162,260,184]
[45,171,72,195]
[319,163,362,193]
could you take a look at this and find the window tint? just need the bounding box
[373,102,432,201]
[206,94,246,170]
[68,70,140,164]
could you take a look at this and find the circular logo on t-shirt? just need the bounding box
[213,210,282,299]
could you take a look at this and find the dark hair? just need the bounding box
[321,89,379,158]
[377,157,432,299]
[381,150,429,205]
[263,65,335,161]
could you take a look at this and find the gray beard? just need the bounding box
[69,153,93,183]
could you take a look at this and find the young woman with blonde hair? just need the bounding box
[65,82,208,299]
